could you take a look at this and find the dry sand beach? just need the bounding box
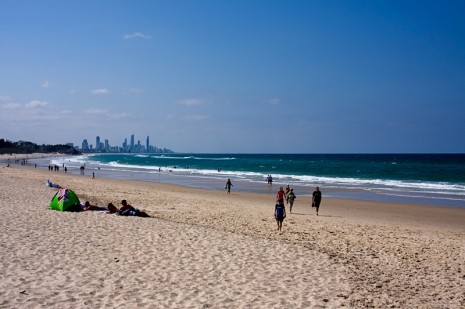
[0,157,464,308]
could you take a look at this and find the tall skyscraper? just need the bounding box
[130,134,135,152]
[81,139,89,151]
[146,136,149,153]
[96,136,100,152]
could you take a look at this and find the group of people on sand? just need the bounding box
[45,178,150,217]
[274,184,322,232]
[223,177,322,232]
[79,199,150,217]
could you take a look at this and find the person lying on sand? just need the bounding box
[120,199,150,217]
[106,201,150,217]
[46,179,62,189]
[81,201,107,211]
[107,203,120,214]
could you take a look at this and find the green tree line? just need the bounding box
[0,139,81,155]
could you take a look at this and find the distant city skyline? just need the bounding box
[78,133,173,153]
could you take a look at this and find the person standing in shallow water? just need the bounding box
[225,179,233,194]
[312,186,322,215]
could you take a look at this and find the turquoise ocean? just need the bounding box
[48,153,465,208]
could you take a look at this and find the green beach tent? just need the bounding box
[50,188,80,211]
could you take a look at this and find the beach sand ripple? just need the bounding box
[1,160,464,308]
[0,166,350,308]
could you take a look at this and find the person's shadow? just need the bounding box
[317,214,342,218]
[290,213,343,218]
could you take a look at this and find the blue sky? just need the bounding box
[1,0,464,153]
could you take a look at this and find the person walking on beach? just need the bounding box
[274,199,286,232]
[225,179,233,194]
[312,186,322,215]
[288,188,296,213]
[276,186,286,204]
[285,184,290,204]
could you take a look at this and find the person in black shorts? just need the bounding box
[312,186,322,216]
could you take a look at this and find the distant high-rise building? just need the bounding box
[96,136,100,152]
[81,139,89,151]
[105,139,109,152]
[146,136,149,153]
[130,134,135,152]
[122,138,127,152]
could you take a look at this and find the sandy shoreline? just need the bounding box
[1,163,464,308]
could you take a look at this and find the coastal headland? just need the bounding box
[1,155,464,308]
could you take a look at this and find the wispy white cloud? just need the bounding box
[1,102,21,109]
[25,100,49,108]
[42,80,50,88]
[178,98,205,106]
[82,108,129,120]
[108,112,130,120]
[84,108,109,115]
[123,32,151,40]
[59,109,73,115]
[128,88,145,94]
[91,88,110,95]
[0,99,58,125]
[266,98,281,105]
[183,114,209,121]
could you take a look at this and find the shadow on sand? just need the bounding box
[316,214,343,218]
